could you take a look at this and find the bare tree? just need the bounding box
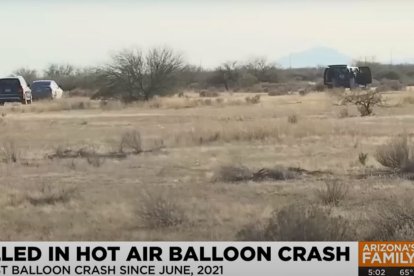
[13,68,38,84]
[43,64,77,90]
[44,64,75,78]
[95,47,184,102]
[244,57,279,83]
[221,61,240,91]
[208,61,240,91]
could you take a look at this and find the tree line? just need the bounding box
[12,46,414,103]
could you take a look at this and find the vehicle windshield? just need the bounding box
[32,81,51,87]
[0,78,20,88]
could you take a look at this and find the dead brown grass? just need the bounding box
[137,188,186,228]
[214,165,253,182]
[287,114,298,124]
[316,179,348,206]
[0,91,413,240]
[25,184,77,206]
[119,130,143,154]
[375,135,410,170]
[238,203,356,241]
[0,140,20,163]
[366,199,414,241]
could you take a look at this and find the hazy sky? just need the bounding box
[1,0,414,75]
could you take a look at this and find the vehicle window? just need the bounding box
[32,81,52,88]
[0,78,20,88]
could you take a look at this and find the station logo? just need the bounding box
[359,242,414,276]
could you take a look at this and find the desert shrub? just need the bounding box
[86,152,105,167]
[215,165,298,183]
[316,180,348,206]
[119,130,143,154]
[375,80,405,92]
[342,90,382,116]
[236,221,268,241]
[238,203,356,241]
[99,100,124,110]
[214,165,253,182]
[66,159,78,170]
[50,145,127,161]
[338,108,349,118]
[313,82,326,92]
[26,185,76,206]
[387,80,405,91]
[69,101,91,110]
[358,152,368,166]
[146,97,163,109]
[254,81,310,95]
[137,189,185,228]
[265,204,355,241]
[215,98,224,104]
[0,141,20,163]
[375,135,409,170]
[298,88,309,96]
[238,73,258,88]
[377,70,401,81]
[268,91,285,96]
[366,200,414,241]
[51,145,93,159]
[245,95,261,104]
[251,167,297,181]
[287,114,298,124]
[54,146,65,159]
[393,222,414,240]
[67,89,96,98]
[202,99,212,105]
[199,91,219,98]
[402,96,414,105]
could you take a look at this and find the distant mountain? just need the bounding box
[277,47,352,68]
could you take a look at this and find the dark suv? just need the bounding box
[324,65,372,89]
[0,76,33,105]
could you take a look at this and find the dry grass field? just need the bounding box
[0,90,414,241]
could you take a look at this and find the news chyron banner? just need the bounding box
[0,242,411,276]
